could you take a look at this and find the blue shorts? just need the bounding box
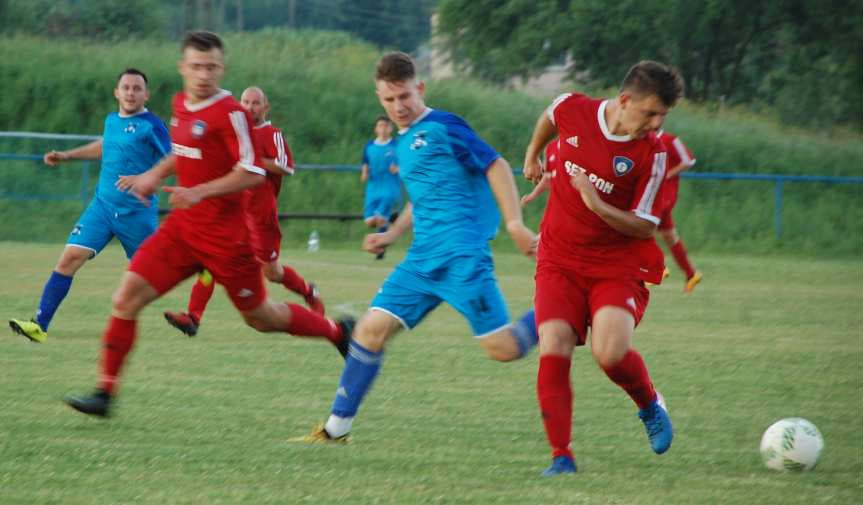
[66,198,158,259]
[363,191,401,220]
[370,253,510,337]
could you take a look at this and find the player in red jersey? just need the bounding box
[64,31,352,418]
[655,130,702,292]
[522,61,684,476]
[164,85,325,337]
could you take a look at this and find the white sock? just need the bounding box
[325,414,354,437]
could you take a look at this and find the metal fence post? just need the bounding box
[774,179,784,238]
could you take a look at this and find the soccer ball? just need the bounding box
[759,418,824,471]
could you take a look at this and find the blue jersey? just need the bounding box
[96,109,171,213]
[362,138,400,196]
[394,109,500,267]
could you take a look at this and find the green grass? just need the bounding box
[1,243,862,504]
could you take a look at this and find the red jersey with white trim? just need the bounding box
[245,121,293,222]
[656,130,696,206]
[168,90,265,254]
[538,93,666,283]
[544,137,560,173]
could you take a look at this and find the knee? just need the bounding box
[262,267,280,283]
[111,288,142,317]
[592,347,627,369]
[353,320,387,351]
[242,312,272,332]
[480,334,520,362]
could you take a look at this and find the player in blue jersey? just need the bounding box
[9,68,170,343]
[360,116,401,259]
[298,52,539,443]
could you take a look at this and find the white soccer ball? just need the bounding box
[760,418,824,471]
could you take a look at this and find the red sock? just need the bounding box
[281,265,309,297]
[537,355,574,459]
[188,277,215,322]
[601,350,656,409]
[285,303,342,344]
[98,317,137,395]
[670,240,696,279]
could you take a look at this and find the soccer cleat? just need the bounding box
[638,392,673,454]
[288,423,351,444]
[9,318,47,343]
[64,390,112,418]
[164,311,199,337]
[304,282,326,316]
[334,316,356,359]
[541,455,577,477]
[683,271,703,294]
[375,251,386,260]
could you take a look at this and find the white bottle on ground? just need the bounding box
[307,230,320,252]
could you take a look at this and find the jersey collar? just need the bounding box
[398,107,433,134]
[598,100,633,142]
[184,89,232,112]
[118,107,149,118]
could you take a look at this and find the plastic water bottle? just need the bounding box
[307,230,320,252]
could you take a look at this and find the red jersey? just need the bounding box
[538,93,666,283]
[168,90,264,254]
[544,137,560,173]
[245,121,293,224]
[656,130,695,207]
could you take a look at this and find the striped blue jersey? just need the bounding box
[394,108,501,265]
[97,109,170,212]
[362,138,400,195]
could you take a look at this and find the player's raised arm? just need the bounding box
[523,111,557,184]
[486,157,537,257]
[43,139,103,166]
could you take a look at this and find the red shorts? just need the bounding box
[129,221,266,311]
[534,263,650,345]
[246,210,282,264]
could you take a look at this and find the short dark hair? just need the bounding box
[620,61,684,107]
[374,115,391,127]
[181,30,224,53]
[117,68,148,86]
[375,52,415,83]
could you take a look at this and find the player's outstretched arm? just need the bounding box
[521,172,551,206]
[43,139,103,166]
[164,163,264,209]
[115,154,176,206]
[363,203,412,255]
[487,158,537,257]
[570,170,657,239]
[523,113,556,184]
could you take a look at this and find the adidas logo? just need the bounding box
[566,136,579,148]
[336,387,348,398]
[237,288,254,298]
[626,297,636,309]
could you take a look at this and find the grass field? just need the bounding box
[1,242,862,505]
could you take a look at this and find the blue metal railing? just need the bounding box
[2,152,862,238]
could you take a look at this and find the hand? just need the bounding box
[522,155,543,184]
[363,231,395,255]
[116,172,160,206]
[163,185,203,209]
[521,172,551,206]
[569,170,602,213]
[505,220,538,259]
[43,150,67,166]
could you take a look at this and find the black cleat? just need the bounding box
[375,251,385,260]
[335,316,356,359]
[164,311,199,337]
[65,390,112,418]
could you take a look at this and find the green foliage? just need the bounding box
[1,0,168,40]
[0,31,861,255]
[1,246,862,504]
[437,0,863,131]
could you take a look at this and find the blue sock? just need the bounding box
[35,271,74,330]
[331,340,384,418]
[377,225,389,233]
[510,309,539,358]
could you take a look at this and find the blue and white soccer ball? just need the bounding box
[760,417,824,471]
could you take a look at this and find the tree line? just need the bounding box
[436,0,863,131]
